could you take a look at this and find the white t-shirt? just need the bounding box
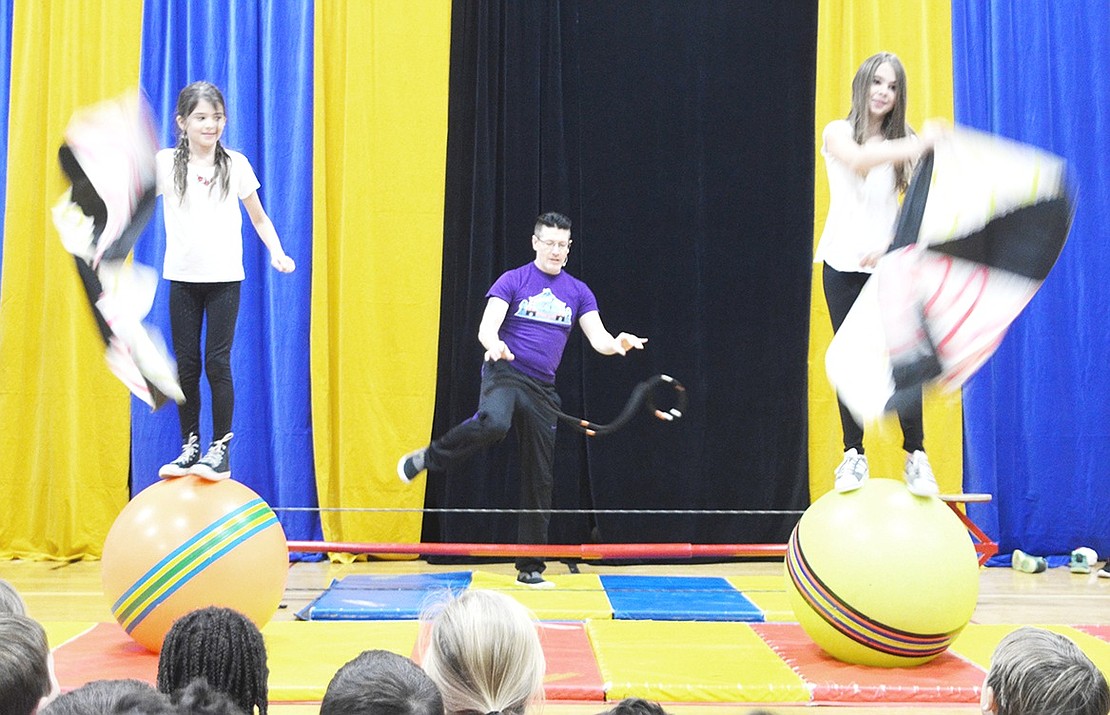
[156,147,260,282]
[814,120,899,274]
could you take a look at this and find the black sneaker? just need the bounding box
[190,432,233,481]
[517,570,555,589]
[158,433,200,478]
[397,448,427,484]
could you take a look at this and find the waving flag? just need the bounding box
[51,93,183,409]
[826,127,1073,424]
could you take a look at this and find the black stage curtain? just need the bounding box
[424,1,817,554]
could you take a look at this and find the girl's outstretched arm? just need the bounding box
[242,191,295,272]
[824,118,948,176]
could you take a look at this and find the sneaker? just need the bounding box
[397,448,427,484]
[834,449,869,493]
[1099,565,1110,579]
[1012,549,1047,574]
[903,450,939,497]
[517,571,555,589]
[190,432,233,481]
[1070,547,1097,574]
[158,433,200,478]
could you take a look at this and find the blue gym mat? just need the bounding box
[296,571,472,620]
[298,572,765,622]
[599,574,764,621]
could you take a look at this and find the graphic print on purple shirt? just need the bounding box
[486,262,598,383]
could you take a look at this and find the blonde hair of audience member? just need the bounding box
[422,590,545,715]
[0,578,27,616]
[982,626,1110,715]
[0,614,61,715]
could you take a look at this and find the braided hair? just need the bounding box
[156,607,269,714]
[172,81,232,204]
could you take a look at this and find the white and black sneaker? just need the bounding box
[834,448,869,493]
[397,448,427,484]
[517,570,555,589]
[904,450,939,497]
[159,433,200,479]
[190,432,233,481]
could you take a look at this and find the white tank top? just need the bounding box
[814,120,899,274]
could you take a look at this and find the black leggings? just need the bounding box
[169,281,241,441]
[425,360,560,574]
[822,263,923,454]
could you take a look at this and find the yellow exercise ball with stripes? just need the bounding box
[101,476,288,653]
[785,478,979,667]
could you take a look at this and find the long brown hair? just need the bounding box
[172,81,232,203]
[846,52,913,191]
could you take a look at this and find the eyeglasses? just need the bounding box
[534,236,572,250]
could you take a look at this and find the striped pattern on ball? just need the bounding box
[111,497,280,634]
[786,525,958,659]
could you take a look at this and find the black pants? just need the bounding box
[822,263,924,454]
[425,360,559,574]
[169,280,241,442]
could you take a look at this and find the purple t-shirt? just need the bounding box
[487,262,598,383]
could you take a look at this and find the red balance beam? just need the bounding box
[289,496,997,563]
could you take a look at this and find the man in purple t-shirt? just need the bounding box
[398,212,647,588]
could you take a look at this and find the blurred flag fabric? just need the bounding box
[826,127,1072,425]
[52,93,183,410]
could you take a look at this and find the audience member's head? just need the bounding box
[0,614,60,715]
[40,679,160,715]
[598,697,671,715]
[0,578,28,616]
[321,649,442,715]
[156,607,268,715]
[109,686,177,715]
[422,590,545,715]
[168,678,249,715]
[982,626,1110,715]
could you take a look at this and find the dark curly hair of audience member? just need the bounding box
[321,649,443,715]
[40,679,163,715]
[169,678,249,715]
[156,607,268,714]
[597,697,671,715]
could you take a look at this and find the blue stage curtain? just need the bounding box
[954,1,1110,556]
[0,0,12,285]
[133,0,320,543]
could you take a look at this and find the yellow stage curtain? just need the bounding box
[0,1,143,559]
[312,1,451,548]
[809,1,962,499]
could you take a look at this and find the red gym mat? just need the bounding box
[752,622,986,704]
